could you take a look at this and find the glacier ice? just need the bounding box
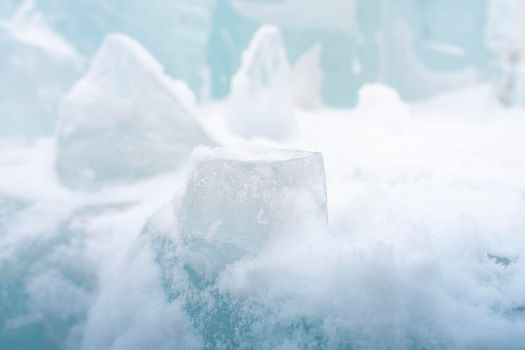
[0,0,83,138]
[56,33,211,189]
[176,146,327,276]
[292,43,324,109]
[228,25,296,140]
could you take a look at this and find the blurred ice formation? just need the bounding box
[486,0,525,105]
[229,0,487,105]
[0,0,498,109]
[0,0,83,138]
[16,0,218,97]
[292,43,324,109]
[56,34,211,189]
[228,26,296,140]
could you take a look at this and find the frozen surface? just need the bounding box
[228,25,296,140]
[56,34,211,189]
[176,146,327,275]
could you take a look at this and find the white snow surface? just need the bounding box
[2,84,525,348]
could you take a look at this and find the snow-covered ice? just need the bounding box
[56,34,211,189]
[176,146,327,275]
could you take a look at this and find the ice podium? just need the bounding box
[146,145,328,278]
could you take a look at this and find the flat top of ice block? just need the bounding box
[192,146,318,163]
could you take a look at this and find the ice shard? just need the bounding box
[228,25,296,140]
[56,34,211,189]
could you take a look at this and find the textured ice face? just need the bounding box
[56,34,211,189]
[228,25,296,140]
[177,146,327,276]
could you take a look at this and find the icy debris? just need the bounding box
[228,25,296,140]
[56,33,211,189]
[292,43,324,109]
[177,146,327,275]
